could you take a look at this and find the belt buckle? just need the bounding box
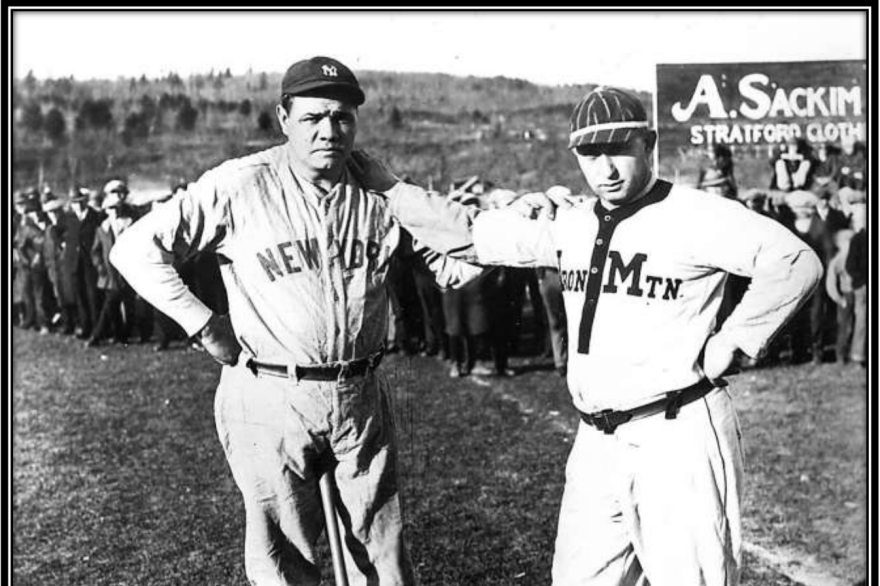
[337,361,351,381]
[287,362,302,383]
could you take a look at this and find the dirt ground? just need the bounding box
[11,329,868,585]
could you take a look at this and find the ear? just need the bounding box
[275,104,290,136]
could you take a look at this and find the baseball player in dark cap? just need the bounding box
[358,85,823,586]
[110,55,550,586]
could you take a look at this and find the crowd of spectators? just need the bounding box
[13,134,868,372]
[12,179,227,353]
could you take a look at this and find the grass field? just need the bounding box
[12,328,868,585]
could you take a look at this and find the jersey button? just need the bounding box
[596,238,603,246]
[590,267,598,274]
[604,215,612,222]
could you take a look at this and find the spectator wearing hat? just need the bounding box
[825,229,856,364]
[87,179,140,346]
[810,142,842,203]
[87,188,104,213]
[64,186,105,339]
[772,136,814,192]
[845,196,867,367]
[12,190,24,326]
[42,190,76,334]
[697,143,738,200]
[836,135,866,192]
[780,189,836,364]
[442,178,495,377]
[14,188,54,334]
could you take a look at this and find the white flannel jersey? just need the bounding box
[472,177,823,414]
[110,145,482,366]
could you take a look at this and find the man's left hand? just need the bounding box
[349,150,400,193]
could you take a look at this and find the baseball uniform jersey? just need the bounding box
[112,144,481,366]
[471,176,822,413]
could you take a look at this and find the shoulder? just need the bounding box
[201,144,285,193]
[667,183,744,212]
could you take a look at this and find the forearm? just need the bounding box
[472,209,556,268]
[415,246,489,289]
[109,220,213,336]
[715,248,823,357]
[387,182,480,261]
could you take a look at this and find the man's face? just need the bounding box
[574,135,654,207]
[276,96,357,179]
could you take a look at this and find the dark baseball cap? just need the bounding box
[569,86,651,149]
[281,56,365,106]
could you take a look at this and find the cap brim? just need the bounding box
[569,127,641,149]
[286,80,365,106]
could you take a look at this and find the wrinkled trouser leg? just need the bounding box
[552,388,743,586]
[835,295,854,363]
[538,271,567,368]
[215,363,415,586]
[851,286,867,363]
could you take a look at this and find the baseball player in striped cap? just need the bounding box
[110,55,516,586]
[358,85,823,586]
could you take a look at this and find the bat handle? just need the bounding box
[320,472,350,586]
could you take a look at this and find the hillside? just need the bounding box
[11,69,653,197]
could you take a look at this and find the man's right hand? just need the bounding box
[348,150,400,193]
[198,313,242,366]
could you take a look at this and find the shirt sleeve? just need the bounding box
[399,229,489,290]
[385,182,481,261]
[692,196,823,358]
[109,168,229,336]
[472,209,558,268]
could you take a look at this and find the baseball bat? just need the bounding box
[319,471,350,586]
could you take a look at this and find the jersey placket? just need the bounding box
[320,191,346,362]
[576,180,672,355]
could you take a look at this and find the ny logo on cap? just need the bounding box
[321,65,338,77]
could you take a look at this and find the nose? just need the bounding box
[595,154,616,178]
[317,117,340,141]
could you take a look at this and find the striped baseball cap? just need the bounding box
[569,86,650,149]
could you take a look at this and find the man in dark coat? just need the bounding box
[42,192,77,334]
[65,187,105,339]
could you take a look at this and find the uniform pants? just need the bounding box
[215,362,415,586]
[552,388,743,586]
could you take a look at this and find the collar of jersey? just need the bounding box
[593,175,671,223]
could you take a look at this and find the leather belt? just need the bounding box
[579,377,722,434]
[245,348,385,381]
